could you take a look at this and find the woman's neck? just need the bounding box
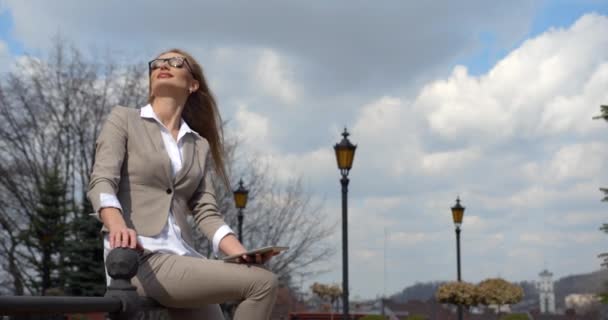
[151,97,185,131]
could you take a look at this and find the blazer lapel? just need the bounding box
[174,134,195,185]
[140,117,173,183]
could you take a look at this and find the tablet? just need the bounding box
[222,246,289,262]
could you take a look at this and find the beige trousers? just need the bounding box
[131,252,279,320]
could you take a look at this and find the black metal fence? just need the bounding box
[0,248,163,319]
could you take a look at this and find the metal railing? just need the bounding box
[0,248,163,319]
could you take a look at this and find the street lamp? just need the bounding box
[233,179,249,243]
[334,128,357,320]
[451,197,465,320]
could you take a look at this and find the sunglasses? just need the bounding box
[148,56,194,75]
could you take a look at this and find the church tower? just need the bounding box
[537,269,556,313]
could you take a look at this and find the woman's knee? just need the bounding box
[248,268,279,299]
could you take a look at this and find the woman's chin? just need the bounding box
[152,84,188,97]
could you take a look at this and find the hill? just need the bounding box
[554,269,608,308]
[388,269,608,308]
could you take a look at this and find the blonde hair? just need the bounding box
[149,48,229,189]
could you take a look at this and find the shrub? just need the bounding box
[435,281,479,306]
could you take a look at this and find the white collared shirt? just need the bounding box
[100,104,233,259]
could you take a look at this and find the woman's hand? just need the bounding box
[236,251,278,264]
[108,225,142,250]
[101,207,143,250]
[219,234,277,265]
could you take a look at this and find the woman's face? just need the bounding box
[149,52,198,98]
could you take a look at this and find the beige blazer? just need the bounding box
[87,106,226,246]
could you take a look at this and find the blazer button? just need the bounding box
[166,188,172,194]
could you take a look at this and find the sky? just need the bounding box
[1,0,608,301]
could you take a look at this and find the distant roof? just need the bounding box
[539,269,553,277]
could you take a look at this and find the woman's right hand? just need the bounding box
[108,225,141,250]
[101,207,143,250]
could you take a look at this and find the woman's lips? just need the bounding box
[157,73,173,78]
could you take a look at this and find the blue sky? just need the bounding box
[460,0,608,76]
[1,1,608,301]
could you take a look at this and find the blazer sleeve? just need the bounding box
[188,144,227,241]
[87,106,129,219]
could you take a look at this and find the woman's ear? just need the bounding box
[190,80,200,93]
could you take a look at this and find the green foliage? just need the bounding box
[63,198,106,296]
[499,314,529,320]
[435,281,479,306]
[599,224,608,269]
[477,278,524,307]
[599,104,608,303]
[593,105,608,121]
[406,315,426,320]
[16,168,105,296]
[20,169,71,294]
[360,315,386,320]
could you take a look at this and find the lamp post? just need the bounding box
[233,179,249,243]
[451,197,465,320]
[334,128,357,320]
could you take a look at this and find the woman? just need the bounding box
[87,49,278,320]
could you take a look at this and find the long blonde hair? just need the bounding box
[148,48,229,189]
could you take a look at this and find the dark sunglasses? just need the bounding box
[148,56,194,75]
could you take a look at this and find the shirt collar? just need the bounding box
[140,104,197,140]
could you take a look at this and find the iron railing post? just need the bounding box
[105,247,142,320]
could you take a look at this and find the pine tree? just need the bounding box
[63,197,106,296]
[20,169,70,295]
[596,105,608,303]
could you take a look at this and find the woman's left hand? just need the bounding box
[237,251,279,264]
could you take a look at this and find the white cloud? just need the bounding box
[547,142,608,182]
[461,215,488,232]
[539,63,608,134]
[507,248,544,265]
[234,103,271,148]
[415,13,608,142]
[352,96,423,176]
[519,233,548,245]
[258,148,335,183]
[354,248,380,260]
[555,211,606,226]
[421,146,482,174]
[253,49,300,105]
[508,186,557,208]
[1,1,537,95]
[389,231,439,247]
[520,231,603,246]
[417,65,512,141]
[233,103,336,183]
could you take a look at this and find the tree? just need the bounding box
[476,278,523,316]
[595,105,608,303]
[311,282,342,313]
[436,279,523,318]
[435,281,479,308]
[190,137,336,286]
[0,38,147,295]
[19,169,71,295]
[62,198,107,296]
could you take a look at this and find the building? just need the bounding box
[537,269,556,314]
[564,293,601,316]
